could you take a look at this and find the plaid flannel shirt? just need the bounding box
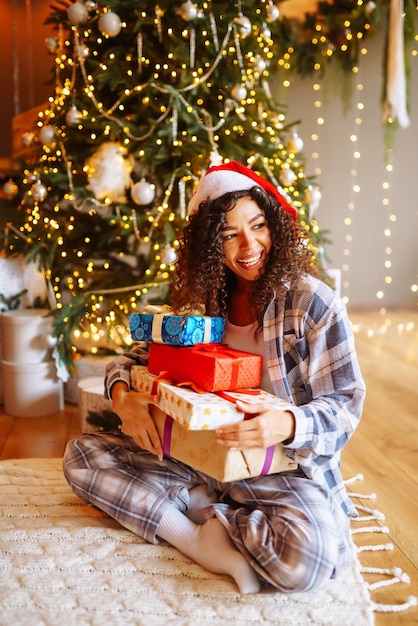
[105,273,365,517]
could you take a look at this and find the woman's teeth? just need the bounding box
[238,253,262,267]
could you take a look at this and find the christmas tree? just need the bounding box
[0,0,328,373]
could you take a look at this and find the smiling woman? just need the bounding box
[61,161,367,598]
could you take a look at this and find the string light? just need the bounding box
[340,65,365,305]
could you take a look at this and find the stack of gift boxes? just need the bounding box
[128,310,297,482]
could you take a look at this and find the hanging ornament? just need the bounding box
[85,142,134,203]
[177,1,197,21]
[131,178,156,206]
[231,84,247,101]
[287,131,304,154]
[365,1,377,15]
[45,37,58,54]
[66,105,82,126]
[234,15,252,38]
[161,244,177,265]
[76,42,89,59]
[67,1,89,25]
[98,11,122,37]
[253,56,267,73]
[21,131,35,147]
[266,3,280,23]
[84,0,98,10]
[2,179,19,199]
[31,181,48,202]
[304,186,322,217]
[279,166,296,187]
[39,125,56,147]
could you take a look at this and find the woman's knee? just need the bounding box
[268,515,342,592]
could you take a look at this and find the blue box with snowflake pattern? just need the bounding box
[128,313,225,345]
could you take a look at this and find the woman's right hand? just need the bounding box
[111,381,163,460]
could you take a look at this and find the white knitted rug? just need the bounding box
[0,458,374,626]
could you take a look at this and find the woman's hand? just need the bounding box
[216,400,295,450]
[111,381,163,460]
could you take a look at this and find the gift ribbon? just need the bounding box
[188,343,252,390]
[163,415,175,457]
[151,375,273,477]
[151,314,212,343]
[214,389,275,476]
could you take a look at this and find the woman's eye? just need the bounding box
[222,233,235,242]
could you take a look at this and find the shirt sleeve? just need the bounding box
[283,285,366,462]
[104,344,149,399]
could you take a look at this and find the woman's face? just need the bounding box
[221,196,272,283]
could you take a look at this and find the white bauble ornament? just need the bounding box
[253,56,267,73]
[279,167,296,186]
[131,179,156,205]
[85,0,98,10]
[39,125,56,147]
[85,141,134,203]
[177,1,197,21]
[66,105,82,126]
[231,84,247,101]
[45,36,58,54]
[304,186,322,209]
[76,42,89,59]
[21,131,34,147]
[365,1,377,15]
[3,179,19,199]
[31,181,48,202]
[161,245,177,265]
[234,15,252,38]
[67,1,89,25]
[266,3,280,23]
[287,133,304,153]
[98,11,122,37]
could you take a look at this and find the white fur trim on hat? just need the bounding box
[188,170,260,216]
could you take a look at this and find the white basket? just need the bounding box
[64,355,115,404]
[77,376,113,432]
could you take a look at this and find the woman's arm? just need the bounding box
[104,344,163,459]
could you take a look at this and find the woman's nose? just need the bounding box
[239,229,254,248]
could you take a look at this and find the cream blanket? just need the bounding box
[0,458,374,626]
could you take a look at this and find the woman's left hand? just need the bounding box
[216,400,295,449]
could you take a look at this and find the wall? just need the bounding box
[271,30,418,309]
[0,0,51,159]
[1,2,416,308]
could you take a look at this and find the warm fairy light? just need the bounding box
[341,71,364,305]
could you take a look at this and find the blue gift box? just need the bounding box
[128,313,225,345]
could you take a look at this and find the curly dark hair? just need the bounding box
[170,186,318,330]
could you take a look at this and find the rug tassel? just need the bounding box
[346,475,416,617]
[372,595,418,613]
[351,525,390,535]
[356,542,394,553]
[344,473,363,485]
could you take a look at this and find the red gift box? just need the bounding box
[148,343,262,392]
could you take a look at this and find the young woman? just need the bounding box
[63,162,366,595]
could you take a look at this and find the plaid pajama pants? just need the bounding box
[63,431,352,593]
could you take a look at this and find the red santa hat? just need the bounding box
[187,161,297,222]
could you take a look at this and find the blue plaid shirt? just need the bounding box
[105,273,365,518]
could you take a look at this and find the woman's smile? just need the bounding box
[222,197,272,282]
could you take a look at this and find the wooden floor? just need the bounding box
[0,308,417,625]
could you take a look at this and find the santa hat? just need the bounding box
[187,161,297,222]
